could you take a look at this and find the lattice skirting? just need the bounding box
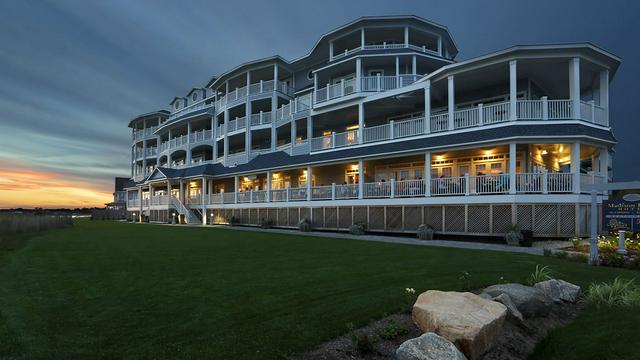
[204,203,596,238]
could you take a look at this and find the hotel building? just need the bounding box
[124,16,618,237]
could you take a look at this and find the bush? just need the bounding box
[528,264,553,285]
[416,224,434,240]
[504,225,523,246]
[0,214,73,236]
[349,222,365,235]
[298,218,311,232]
[351,331,376,353]
[379,319,408,340]
[586,278,640,307]
[599,252,625,267]
[259,218,273,229]
[227,216,238,226]
[458,271,472,291]
[543,248,552,257]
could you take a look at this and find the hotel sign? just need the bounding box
[603,195,640,232]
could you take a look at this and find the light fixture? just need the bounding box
[559,145,564,152]
[484,150,492,156]
[541,150,548,155]
[436,155,444,161]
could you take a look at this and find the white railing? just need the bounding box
[431,176,466,196]
[331,46,361,60]
[516,173,543,193]
[394,116,425,138]
[334,130,359,148]
[287,187,308,201]
[222,192,235,204]
[331,43,438,61]
[517,100,543,119]
[189,129,212,144]
[209,193,223,204]
[215,80,291,111]
[169,98,215,120]
[363,123,391,143]
[311,185,333,200]
[394,179,425,197]
[127,199,140,208]
[150,195,170,206]
[430,112,449,132]
[291,141,311,156]
[252,190,267,203]
[270,189,287,202]
[453,108,480,129]
[315,78,356,103]
[364,182,391,198]
[225,152,246,166]
[593,104,607,126]
[250,111,272,126]
[548,99,572,119]
[547,173,573,193]
[237,192,251,203]
[335,184,359,199]
[469,174,510,194]
[483,101,510,124]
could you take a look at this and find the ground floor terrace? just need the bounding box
[126,141,609,237]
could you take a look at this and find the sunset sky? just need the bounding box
[0,0,638,208]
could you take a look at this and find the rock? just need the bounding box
[396,332,468,360]
[412,290,506,359]
[479,293,492,300]
[534,279,581,303]
[482,283,552,318]
[492,293,523,323]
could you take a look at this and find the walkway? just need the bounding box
[159,222,545,256]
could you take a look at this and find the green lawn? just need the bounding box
[0,220,637,359]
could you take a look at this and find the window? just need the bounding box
[192,93,198,102]
[174,101,180,110]
[307,71,313,80]
[368,69,384,77]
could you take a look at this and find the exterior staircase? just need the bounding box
[171,197,201,224]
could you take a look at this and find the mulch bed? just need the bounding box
[294,298,584,360]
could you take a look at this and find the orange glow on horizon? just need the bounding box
[0,165,112,208]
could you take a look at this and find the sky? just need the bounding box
[0,0,639,208]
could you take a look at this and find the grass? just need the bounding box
[0,220,638,359]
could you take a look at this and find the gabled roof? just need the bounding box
[169,97,187,106]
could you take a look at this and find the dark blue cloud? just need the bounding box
[0,0,638,191]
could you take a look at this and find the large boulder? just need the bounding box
[412,290,506,359]
[482,283,552,318]
[534,279,581,303]
[492,293,523,323]
[396,332,468,360]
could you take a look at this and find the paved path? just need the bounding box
[159,222,544,256]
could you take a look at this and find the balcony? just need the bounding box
[331,42,440,62]
[306,98,608,154]
[214,80,294,112]
[168,97,215,120]
[314,74,421,104]
[133,125,159,141]
[197,171,602,206]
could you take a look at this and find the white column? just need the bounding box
[599,70,609,124]
[355,57,361,92]
[569,57,581,119]
[360,28,365,49]
[266,171,271,202]
[412,55,417,75]
[246,71,252,160]
[179,180,184,204]
[306,166,312,201]
[307,115,313,142]
[167,181,170,198]
[329,41,334,60]
[424,80,431,133]
[448,76,455,130]
[602,147,609,183]
[358,159,364,199]
[424,151,431,197]
[223,110,229,165]
[212,116,218,160]
[571,141,581,194]
[358,102,364,144]
[509,60,517,120]
[437,37,443,56]
[509,143,517,194]
[187,121,192,144]
[201,177,206,225]
[137,186,142,222]
[142,141,147,176]
[404,26,409,46]
[234,176,239,203]
[395,56,400,84]
[271,64,278,151]
[291,119,296,146]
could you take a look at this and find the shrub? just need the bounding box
[504,224,523,246]
[458,270,472,291]
[349,222,365,235]
[298,218,311,232]
[379,319,408,340]
[416,224,434,240]
[570,236,582,249]
[528,264,553,285]
[586,278,640,307]
[403,287,417,312]
[568,252,589,263]
[259,218,273,229]
[599,252,625,267]
[554,250,568,259]
[543,248,552,257]
[227,216,238,226]
[351,331,376,353]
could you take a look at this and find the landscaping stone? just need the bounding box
[491,293,523,323]
[534,279,581,303]
[396,332,468,360]
[412,290,506,359]
[482,283,551,318]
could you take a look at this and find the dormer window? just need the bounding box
[174,101,181,110]
[192,93,198,102]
